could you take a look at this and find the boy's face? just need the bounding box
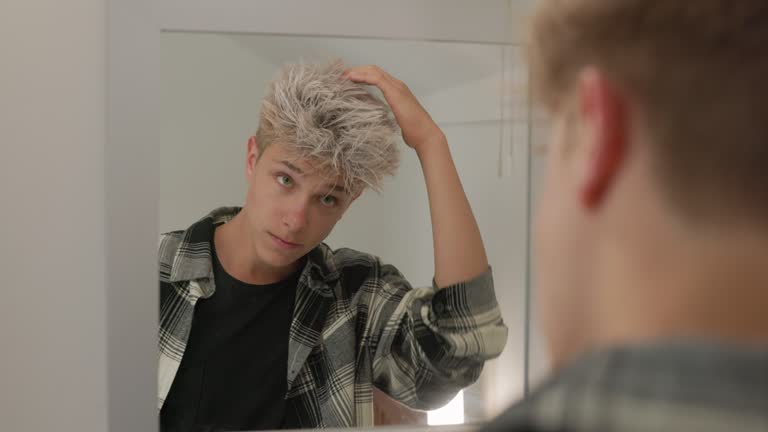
[243,138,358,269]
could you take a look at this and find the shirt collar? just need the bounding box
[168,206,339,293]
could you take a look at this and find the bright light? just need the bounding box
[427,390,464,426]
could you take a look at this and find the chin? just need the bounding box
[263,252,294,268]
[264,247,304,268]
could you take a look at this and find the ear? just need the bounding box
[577,68,629,209]
[246,136,260,181]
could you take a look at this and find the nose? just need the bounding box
[282,199,309,233]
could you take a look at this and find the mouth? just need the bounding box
[268,232,303,249]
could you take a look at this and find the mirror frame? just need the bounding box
[106,1,531,430]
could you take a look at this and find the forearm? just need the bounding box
[416,134,489,288]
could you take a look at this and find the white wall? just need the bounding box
[159,0,521,44]
[0,1,108,430]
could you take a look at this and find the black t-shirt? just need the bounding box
[160,240,301,432]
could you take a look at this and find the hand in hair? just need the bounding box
[344,65,445,153]
[345,65,489,287]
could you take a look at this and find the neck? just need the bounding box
[591,218,768,355]
[213,212,301,285]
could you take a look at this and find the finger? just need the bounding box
[345,66,406,97]
[344,66,383,85]
[362,65,411,94]
[344,65,395,85]
[367,66,404,91]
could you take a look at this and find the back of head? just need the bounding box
[529,0,768,224]
[256,61,400,194]
[528,0,768,374]
[484,8,768,429]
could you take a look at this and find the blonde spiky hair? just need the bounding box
[255,61,401,193]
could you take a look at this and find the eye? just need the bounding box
[319,195,337,207]
[276,174,293,187]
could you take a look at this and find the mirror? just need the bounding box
[160,31,540,429]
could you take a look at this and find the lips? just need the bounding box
[269,232,302,249]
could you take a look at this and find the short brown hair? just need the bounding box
[529,0,768,222]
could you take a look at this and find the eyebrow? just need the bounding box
[278,160,349,195]
[279,160,304,175]
[324,184,348,195]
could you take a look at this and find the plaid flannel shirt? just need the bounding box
[158,207,508,427]
[484,343,768,432]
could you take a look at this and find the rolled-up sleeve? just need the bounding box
[369,263,508,410]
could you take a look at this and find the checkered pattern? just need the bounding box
[484,343,768,432]
[158,207,508,427]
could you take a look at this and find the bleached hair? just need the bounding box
[255,61,401,193]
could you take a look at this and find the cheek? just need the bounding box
[247,175,271,205]
[534,147,578,332]
[535,143,568,265]
[248,184,281,226]
[535,120,577,265]
[308,211,340,239]
[534,169,564,302]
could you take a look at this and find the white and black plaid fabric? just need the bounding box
[484,343,768,432]
[158,207,508,427]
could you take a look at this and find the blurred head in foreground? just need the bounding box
[530,0,768,369]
